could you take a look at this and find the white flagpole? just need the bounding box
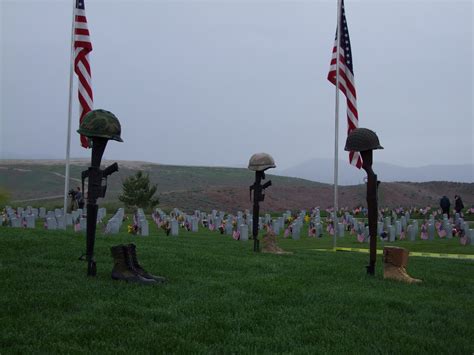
[333,0,342,249]
[63,0,76,229]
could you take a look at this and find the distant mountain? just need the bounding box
[277,158,474,185]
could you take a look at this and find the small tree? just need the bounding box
[118,171,159,210]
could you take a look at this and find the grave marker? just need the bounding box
[239,225,248,241]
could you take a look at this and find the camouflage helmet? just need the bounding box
[248,153,276,172]
[77,109,123,142]
[344,128,383,152]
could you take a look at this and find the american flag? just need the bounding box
[74,0,93,148]
[327,0,362,169]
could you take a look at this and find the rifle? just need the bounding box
[360,150,379,275]
[249,171,272,252]
[81,138,119,276]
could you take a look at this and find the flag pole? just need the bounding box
[333,0,342,249]
[63,0,76,229]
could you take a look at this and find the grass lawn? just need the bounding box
[1,220,473,354]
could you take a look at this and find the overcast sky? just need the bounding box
[1,0,473,171]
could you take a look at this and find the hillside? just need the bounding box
[0,159,472,212]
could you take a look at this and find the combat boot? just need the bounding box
[126,243,167,283]
[110,245,156,284]
[383,246,422,284]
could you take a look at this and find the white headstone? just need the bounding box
[446,223,453,239]
[55,208,62,218]
[239,224,248,241]
[140,220,149,236]
[56,217,65,230]
[25,215,35,228]
[428,223,435,241]
[389,225,396,242]
[10,217,21,228]
[377,222,384,236]
[292,224,300,240]
[105,218,120,234]
[171,220,179,236]
[395,221,402,236]
[337,223,345,238]
[191,217,199,232]
[400,216,407,229]
[408,225,415,241]
[65,214,73,226]
[47,217,57,230]
[39,207,46,218]
[272,220,280,235]
[225,220,233,235]
[80,218,87,232]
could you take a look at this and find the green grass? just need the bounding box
[1,222,473,354]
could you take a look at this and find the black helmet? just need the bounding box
[345,128,383,152]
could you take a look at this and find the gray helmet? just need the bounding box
[77,109,123,142]
[248,153,276,172]
[344,128,383,152]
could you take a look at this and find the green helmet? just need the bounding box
[77,109,123,142]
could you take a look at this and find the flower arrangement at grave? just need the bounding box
[435,221,447,238]
[420,222,428,240]
[161,220,171,236]
[326,217,334,236]
[127,223,140,235]
[127,213,141,235]
[152,211,162,227]
[208,220,215,231]
[184,220,191,231]
[1,211,8,227]
[218,223,225,234]
[232,229,240,240]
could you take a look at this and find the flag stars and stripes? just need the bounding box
[74,0,93,148]
[327,0,362,169]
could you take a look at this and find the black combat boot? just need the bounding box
[126,243,167,283]
[110,245,156,284]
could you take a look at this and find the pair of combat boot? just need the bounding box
[383,246,422,284]
[110,243,166,284]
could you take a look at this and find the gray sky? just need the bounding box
[1,0,473,170]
